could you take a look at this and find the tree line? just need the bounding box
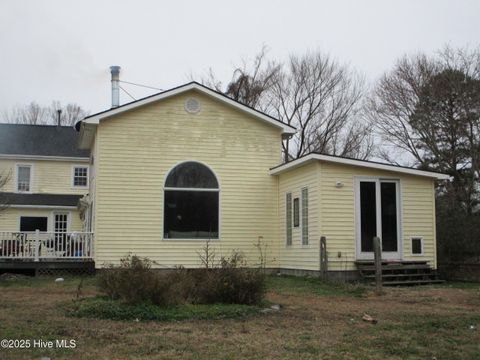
[3,101,87,127]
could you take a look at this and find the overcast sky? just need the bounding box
[0,0,479,115]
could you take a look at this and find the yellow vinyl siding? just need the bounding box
[0,159,88,195]
[276,161,437,271]
[94,90,282,267]
[319,162,437,270]
[0,208,83,232]
[277,162,320,270]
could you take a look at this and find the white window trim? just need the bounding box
[15,163,33,193]
[410,236,424,256]
[354,176,403,261]
[52,211,71,233]
[161,160,221,241]
[164,187,219,192]
[71,165,89,188]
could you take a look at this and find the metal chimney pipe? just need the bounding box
[110,65,121,108]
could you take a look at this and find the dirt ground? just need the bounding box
[0,277,479,359]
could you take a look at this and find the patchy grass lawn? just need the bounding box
[0,275,479,359]
[66,297,261,321]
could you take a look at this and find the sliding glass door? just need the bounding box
[355,178,401,260]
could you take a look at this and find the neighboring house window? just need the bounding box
[293,197,300,227]
[73,166,88,187]
[286,193,292,246]
[20,217,47,232]
[54,213,69,244]
[17,165,31,192]
[301,188,309,245]
[164,161,219,239]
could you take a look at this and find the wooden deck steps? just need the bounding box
[355,260,444,286]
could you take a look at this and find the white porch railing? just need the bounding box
[0,231,94,261]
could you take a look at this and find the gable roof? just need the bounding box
[77,81,296,135]
[0,123,89,159]
[269,152,450,180]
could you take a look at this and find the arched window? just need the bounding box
[164,161,219,239]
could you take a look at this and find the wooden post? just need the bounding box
[34,229,40,262]
[373,236,382,295]
[320,236,328,280]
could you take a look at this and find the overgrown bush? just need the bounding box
[97,251,266,307]
[187,252,266,305]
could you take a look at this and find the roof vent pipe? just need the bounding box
[110,65,121,108]
[57,109,62,127]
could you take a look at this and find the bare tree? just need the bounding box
[197,45,280,112]
[3,101,88,126]
[366,53,438,165]
[48,101,88,126]
[224,47,280,111]
[198,48,372,161]
[268,52,371,160]
[367,45,480,263]
[3,102,48,125]
[367,46,480,213]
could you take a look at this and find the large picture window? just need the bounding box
[164,161,219,239]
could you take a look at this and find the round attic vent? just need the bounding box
[184,98,201,114]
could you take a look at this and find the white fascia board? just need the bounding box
[8,205,78,210]
[269,153,450,180]
[82,83,296,135]
[78,122,97,150]
[0,154,89,162]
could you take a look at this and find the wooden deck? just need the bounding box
[0,230,95,276]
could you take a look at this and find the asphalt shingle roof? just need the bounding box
[0,193,82,207]
[0,123,89,158]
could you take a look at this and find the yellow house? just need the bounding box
[0,124,93,273]
[0,79,448,280]
[73,81,448,281]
